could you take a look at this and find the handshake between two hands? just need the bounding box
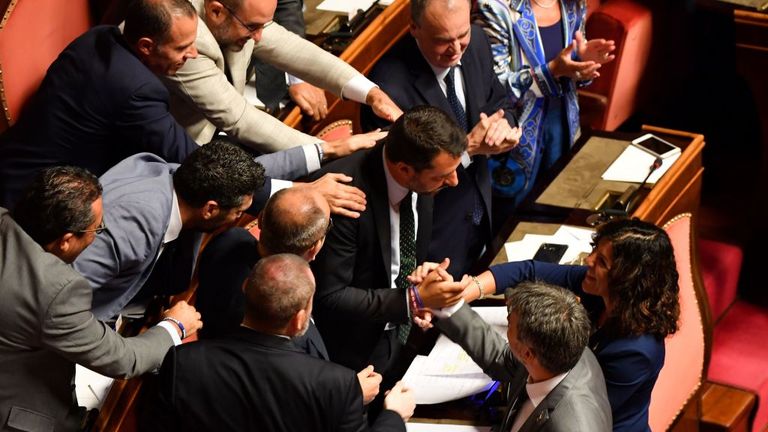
[406,258,473,330]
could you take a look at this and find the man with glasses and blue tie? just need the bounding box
[161,0,401,158]
[0,167,202,432]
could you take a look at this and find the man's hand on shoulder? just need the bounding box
[366,87,403,123]
[321,130,387,161]
[302,173,366,218]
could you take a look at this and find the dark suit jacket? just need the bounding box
[0,26,197,209]
[196,227,329,360]
[310,144,432,372]
[142,327,405,432]
[0,208,173,432]
[437,305,612,431]
[361,27,516,277]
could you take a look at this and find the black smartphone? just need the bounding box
[533,243,568,264]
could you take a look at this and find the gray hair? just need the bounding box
[244,254,315,329]
[506,281,591,374]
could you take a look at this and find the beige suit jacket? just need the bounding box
[163,0,361,152]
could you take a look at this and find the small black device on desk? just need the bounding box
[532,243,568,263]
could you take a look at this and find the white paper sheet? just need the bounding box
[402,355,494,405]
[316,0,376,16]
[601,144,681,184]
[75,365,114,410]
[503,225,594,265]
[407,424,492,431]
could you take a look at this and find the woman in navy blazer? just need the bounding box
[446,219,680,431]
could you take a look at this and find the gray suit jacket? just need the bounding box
[73,153,200,321]
[0,208,173,432]
[162,0,360,151]
[437,305,612,432]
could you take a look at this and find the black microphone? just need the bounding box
[586,157,663,226]
[617,156,663,214]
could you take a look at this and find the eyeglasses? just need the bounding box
[75,219,107,235]
[221,2,273,34]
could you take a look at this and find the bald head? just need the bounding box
[243,254,315,333]
[259,188,331,257]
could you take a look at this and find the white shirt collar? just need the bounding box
[163,189,183,245]
[428,60,462,84]
[382,147,410,209]
[526,371,569,408]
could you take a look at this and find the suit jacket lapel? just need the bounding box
[459,50,480,125]
[363,145,392,279]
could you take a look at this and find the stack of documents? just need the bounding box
[503,225,594,265]
[402,307,507,405]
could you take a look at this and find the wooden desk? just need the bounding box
[485,125,705,270]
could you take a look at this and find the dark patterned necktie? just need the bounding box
[395,192,416,344]
[444,66,468,132]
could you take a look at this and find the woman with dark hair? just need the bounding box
[474,0,614,210]
[416,218,680,431]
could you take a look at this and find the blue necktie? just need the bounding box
[444,66,468,132]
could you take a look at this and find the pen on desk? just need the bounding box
[87,384,101,403]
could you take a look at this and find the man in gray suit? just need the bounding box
[74,141,264,321]
[0,167,202,432]
[435,281,612,431]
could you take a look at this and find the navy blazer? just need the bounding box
[195,227,329,360]
[142,327,405,432]
[489,260,664,432]
[0,26,197,209]
[310,144,433,373]
[361,27,516,278]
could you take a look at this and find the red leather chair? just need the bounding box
[579,0,652,131]
[0,0,92,133]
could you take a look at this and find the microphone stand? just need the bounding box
[586,157,663,226]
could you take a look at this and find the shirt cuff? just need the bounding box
[301,143,322,173]
[461,151,471,168]
[432,299,466,319]
[287,73,304,86]
[270,179,293,196]
[341,74,377,104]
[157,320,182,346]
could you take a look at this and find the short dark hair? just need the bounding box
[244,254,315,329]
[173,140,265,209]
[13,166,102,245]
[259,188,329,256]
[384,105,467,171]
[411,0,470,26]
[123,0,197,45]
[594,218,680,338]
[506,281,591,374]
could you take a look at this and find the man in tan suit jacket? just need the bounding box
[163,0,400,155]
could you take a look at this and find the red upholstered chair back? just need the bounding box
[0,0,92,133]
[649,213,712,431]
[579,0,652,131]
